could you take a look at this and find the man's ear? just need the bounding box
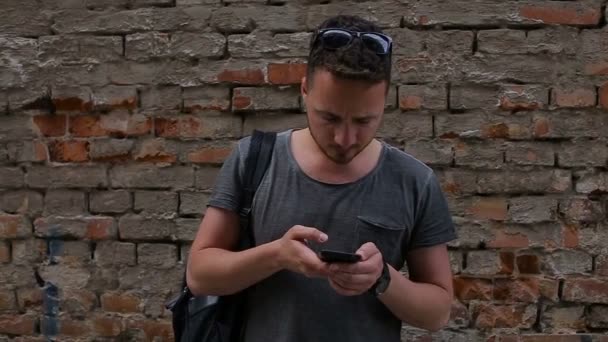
[301,76,308,98]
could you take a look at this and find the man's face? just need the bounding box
[302,69,387,165]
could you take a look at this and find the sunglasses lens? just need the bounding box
[361,34,390,54]
[320,29,353,49]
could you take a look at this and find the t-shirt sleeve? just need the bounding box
[408,170,457,250]
[206,139,247,213]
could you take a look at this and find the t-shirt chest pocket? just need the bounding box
[355,216,408,265]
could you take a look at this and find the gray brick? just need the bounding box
[183,86,231,113]
[0,7,52,36]
[91,85,138,112]
[436,169,478,197]
[0,190,44,215]
[588,306,608,328]
[27,166,108,188]
[0,116,36,142]
[7,140,48,163]
[38,36,122,64]
[477,170,572,194]
[435,113,532,140]
[426,30,474,56]
[95,241,136,267]
[558,142,608,168]
[543,250,593,275]
[176,0,219,4]
[47,240,91,266]
[181,243,191,263]
[131,0,174,7]
[53,7,211,34]
[505,142,555,166]
[39,63,109,88]
[132,138,179,163]
[0,167,24,188]
[89,139,135,161]
[507,196,558,224]
[464,250,505,275]
[176,218,200,241]
[194,167,220,190]
[398,84,447,111]
[533,112,608,139]
[11,239,47,266]
[450,84,499,110]
[454,141,504,169]
[134,191,178,216]
[403,140,453,166]
[118,215,177,240]
[377,112,432,140]
[228,32,312,58]
[38,264,91,289]
[110,165,193,189]
[137,243,177,268]
[90,190,131,214]
[34,216,116,240]
[126,32,225,61]
[559,198,605,223]
[243,113,307,137]
[477,30,527,55]
[575,171,608,194]
[384,28,424,57]
[526,27,580,55]
[232,87,300,112]
[44,190,86,216]
[118,265,182,293]
[180,192,210,216]
[306,2,402,29]
[212,6,306,33]
[140,86,182,112]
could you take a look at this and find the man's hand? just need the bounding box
[328,242,383,296]
[277,225,330,278]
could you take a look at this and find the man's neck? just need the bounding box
[291,128,382,184]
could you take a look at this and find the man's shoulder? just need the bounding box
[379,141,434,182]
[234,129,291,154]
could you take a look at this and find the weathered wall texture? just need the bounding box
[1,0,608,341]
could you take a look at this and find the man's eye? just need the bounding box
[325,116,339,122]
[356,119,370,125]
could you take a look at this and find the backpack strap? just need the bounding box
[239,130,277,248]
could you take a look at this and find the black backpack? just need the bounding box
[166,130,277,342]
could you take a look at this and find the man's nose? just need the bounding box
[334,125,356,148]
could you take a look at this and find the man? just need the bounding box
[186,14,457,342]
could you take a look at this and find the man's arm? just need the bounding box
[377,243,454,331]
[186,206,330,296]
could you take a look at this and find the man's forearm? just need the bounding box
[378,266,452,332]
[187,240,282,296]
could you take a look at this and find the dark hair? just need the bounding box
[306,15,392,88]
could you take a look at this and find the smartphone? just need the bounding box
[318,249,362,263]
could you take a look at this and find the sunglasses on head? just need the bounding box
[312,28,393,55]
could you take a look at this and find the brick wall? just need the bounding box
[1,0,608,341]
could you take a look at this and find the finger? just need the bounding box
[329,255,380,274]
[356,242,380,261]
[331,272,373,287]
[289,226,328,243]
[329,278,361,296]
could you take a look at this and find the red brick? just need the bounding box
[33,115,67,137]
[16,288,43,310]
[500,252,515,275]
[93,316,124,337]
[563,224,579,248]
[217,68,265,85]
[453,277,493,301]
[585,61,608,76]
[472,303,536,329]
[133,139,177,164]
[552,87,596,108]
[86,217,116,240]
[467,198,508,221]
[59,318,90,336]
[0,314,36,335]
[494,278,540,303]
[0,214,29,239]
[563,277,608,303]
[599,82,608,110]
[268,63,307,85]
[127,319,173,340]
[70,114,152,138]
[48,140,89,162]
[101,292,142,313]
[188,146,232,164]
[155,116,202,138]
[517,254,541,274]
[53,96,93,113]
[539,278,560,302]
[0,241,9,263]
[520,4,601,25]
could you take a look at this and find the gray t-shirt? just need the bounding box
[207,129,457,342]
